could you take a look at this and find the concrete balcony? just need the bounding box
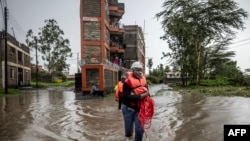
[108,0,124,17]
[109,25,125,35]
[110,46,125,53]
[109,39,125,53]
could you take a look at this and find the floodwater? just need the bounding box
[0,85,250,141]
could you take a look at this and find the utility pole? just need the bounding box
[35,37,38,88]
[4,7,8,94]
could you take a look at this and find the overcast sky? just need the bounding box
[2,0,250,74]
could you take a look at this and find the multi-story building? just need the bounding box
[123,25,146,73]
[79,0,126,94]
[0,32,31,88]
[79,0,145,95]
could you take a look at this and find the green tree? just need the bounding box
[158,64,164,77]
[26,29,38,63]
[26,19,72,73]
[164,65,171,72]
[244,75,250,87]
[156,0,248,86]
[213,61,244,86]
[204,43,236,79]
[147,58,153,74]
[172,65,179,72]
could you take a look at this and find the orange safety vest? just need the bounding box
[117,81,124,94]
[126,72,148,95]
[115,81,124,101]
[126,73,154,132]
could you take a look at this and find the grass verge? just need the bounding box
[30,81,75,88]
[172,86,250,97]
[0,88,21,97]
[0,81,75,97]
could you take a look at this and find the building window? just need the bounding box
[10,47,15,56]
[24,55,29,62]
[18,51,23,61]
[10,68,14,79]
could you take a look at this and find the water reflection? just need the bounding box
[0,86,250,141]
[173,95,250,141]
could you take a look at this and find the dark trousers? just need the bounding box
[118,95,123,109]
[91,91,98,96]
[122,104,144,141]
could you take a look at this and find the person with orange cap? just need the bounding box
[121,61,150,141]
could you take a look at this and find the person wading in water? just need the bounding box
[122,61,154,141]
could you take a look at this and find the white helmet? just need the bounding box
[121,75,126,79]
[131,61,143,69]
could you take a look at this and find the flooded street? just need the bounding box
[1,85,250,141]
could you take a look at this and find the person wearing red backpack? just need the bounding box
[122,61,154,141]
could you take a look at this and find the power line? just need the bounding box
[3,0,6,6]
[9,12,27,42]
[0,0,5,29]
[0,0,7,28]
[226,37,250,49]
[229,41,250,49]
[231,38,250,44]
[1,1,27,43]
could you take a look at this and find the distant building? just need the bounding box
[62,71,69,76]
[0,31,31,88]
[165,71,181,78]
[62,71,75,80]
[31,64,46,73]
[66,74,75,80]
[123,25,146,73]
[164,71,182,85]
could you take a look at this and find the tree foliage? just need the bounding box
[26,19,72,73]
[147,58,153,72]
[156,0,248,86]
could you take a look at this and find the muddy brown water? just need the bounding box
[0,85,250,141]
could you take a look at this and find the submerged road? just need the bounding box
[0,85,250,141]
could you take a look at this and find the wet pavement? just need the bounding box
[1,85,250,141]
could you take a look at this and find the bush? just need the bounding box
[216,77,230,86]
[200,77,230,86]
[200,80,216,86]
[146,75,160,84]
[147,80,152,85]
[244,75,250,86]
[54,79,63,83]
